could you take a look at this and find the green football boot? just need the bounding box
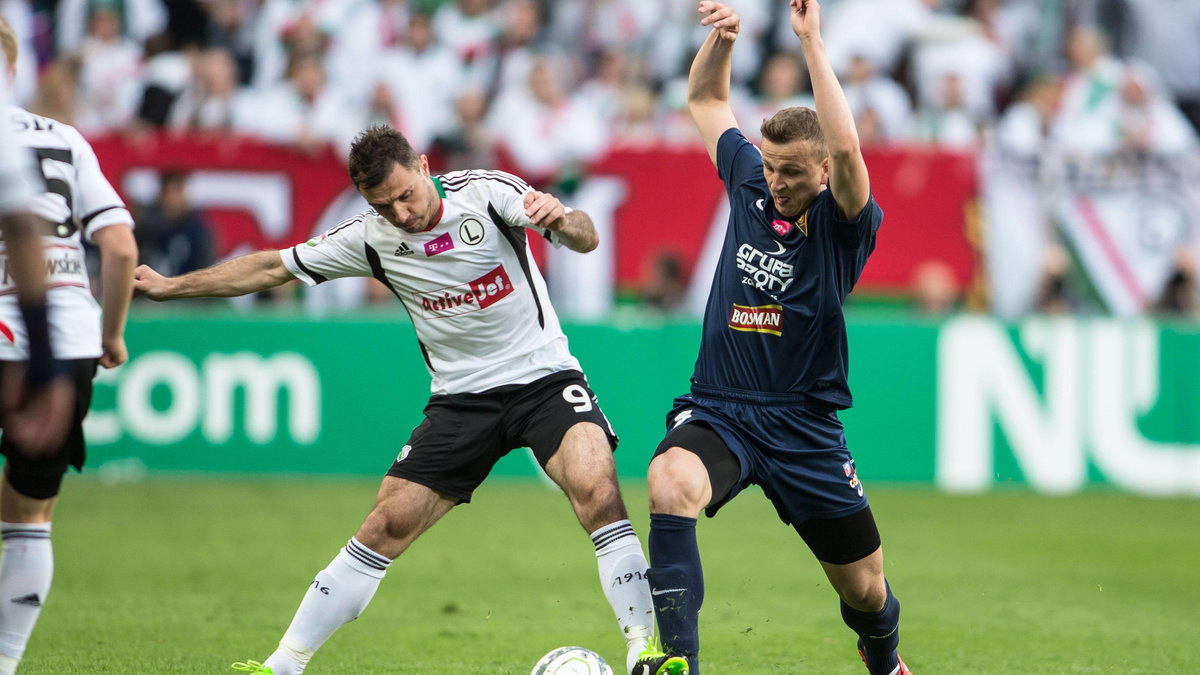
[631,637,689,675]
[231,660,273,674]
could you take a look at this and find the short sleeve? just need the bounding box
[830,195,884,251]
[68,127,133,240]
[482,170,570,248]
[281,215,372,285]
[715,127,762,192]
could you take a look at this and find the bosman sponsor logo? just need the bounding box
[728,303,784,336]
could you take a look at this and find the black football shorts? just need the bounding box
[386,370,617,503]
[0,359,97,499]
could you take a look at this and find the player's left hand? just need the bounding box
[524,190,567,230]
[100,336,127,369]
[790,0,823,42]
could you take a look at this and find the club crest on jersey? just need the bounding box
[459,218,485,246]
[418,264,514,318]
[843,460,863,496]
[728,303,783,336]
[424,232,455,256]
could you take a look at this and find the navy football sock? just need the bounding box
[840,580,900,675]
[647,513,703,673]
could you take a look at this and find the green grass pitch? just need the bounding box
[25,477,1200,674]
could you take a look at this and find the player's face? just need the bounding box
[760,138,827,219]
[360,158,439,233]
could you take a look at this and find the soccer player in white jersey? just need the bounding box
[134,124,656,675]
[0,19,138,675]
[0,49,73,457]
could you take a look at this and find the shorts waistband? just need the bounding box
[689,383,834,410]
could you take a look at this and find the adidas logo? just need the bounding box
[11,593,40,607]
[394,242,414,257]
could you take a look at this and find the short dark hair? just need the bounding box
[348,125,420,190]
[760,107,826,155]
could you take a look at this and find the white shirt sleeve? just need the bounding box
[488,170,569,248]
[281,214,373,285]
[0,85,37,213]
[65,125,133,240]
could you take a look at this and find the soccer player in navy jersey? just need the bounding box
[633,2,911,675]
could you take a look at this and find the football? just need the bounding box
[530,646,615,675]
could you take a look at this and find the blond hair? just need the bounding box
[0,17,17,69]
[760,107,826,155]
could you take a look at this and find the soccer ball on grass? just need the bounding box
[530,646,615,675]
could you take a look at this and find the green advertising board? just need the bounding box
[86,310,1200,495]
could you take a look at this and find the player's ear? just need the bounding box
[418,154,431,177]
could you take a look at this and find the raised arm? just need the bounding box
[134,250,295,300]
[688,1,742,166]
[791,0,870,217]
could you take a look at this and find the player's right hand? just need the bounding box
[132,264,170,301]
[698,1,740,41]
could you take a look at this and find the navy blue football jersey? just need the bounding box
[690,128,883,408]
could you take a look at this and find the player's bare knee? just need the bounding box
[355,504,417,556]
[569,477,627,529]
[647,450,708,516]
[835,576,887,612]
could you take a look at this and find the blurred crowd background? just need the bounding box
[10,0,1200,318]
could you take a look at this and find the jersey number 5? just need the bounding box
[32,147,78,238]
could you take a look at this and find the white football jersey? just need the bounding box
[282,169,582,395]
[0,105,134,361]
[0,71,36,214]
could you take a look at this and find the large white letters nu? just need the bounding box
[937,317,1200,495]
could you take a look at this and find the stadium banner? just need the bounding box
[85,312,1200,496]
[981,149,1200,316]
[89,135,977,314]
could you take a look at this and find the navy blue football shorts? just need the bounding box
[657,385,868,527]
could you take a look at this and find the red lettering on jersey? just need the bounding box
[418,265,515,318]
[727,304,784,336]
[770,219,792,237]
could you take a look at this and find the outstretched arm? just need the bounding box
[688,1,742,166]
[791,0,870,218]
[134,250,295,300]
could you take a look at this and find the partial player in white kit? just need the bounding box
[133,124,655,675]
[0,18,138,675]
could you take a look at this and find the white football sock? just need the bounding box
[590,520,654,672]
[0,522,52,673]
[263,538,391,675]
